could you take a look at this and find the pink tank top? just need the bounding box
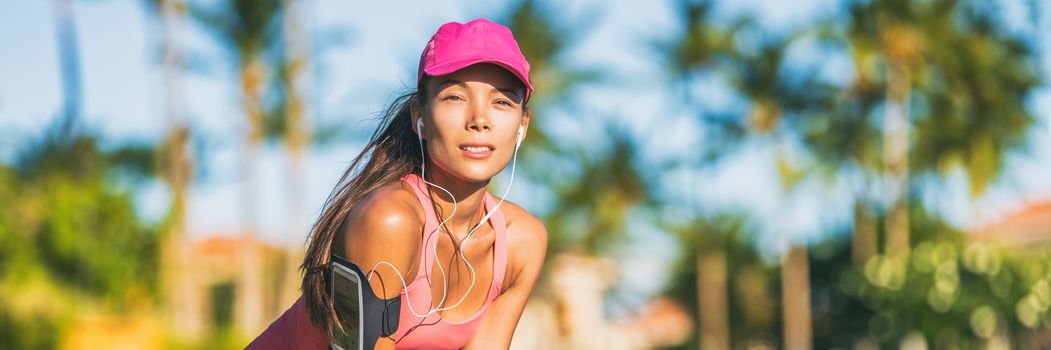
[393,173,508,349]
[246,174,507,350]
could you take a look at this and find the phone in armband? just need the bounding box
[329,254,402,350]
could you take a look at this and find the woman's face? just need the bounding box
[415,63,529,184]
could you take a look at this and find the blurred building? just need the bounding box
[968,199,1051,348]
[971,200,1051,249]
[168,233,290,341]
[58,234,288,348]
[511,252,693,350]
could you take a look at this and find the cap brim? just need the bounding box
[423,55,534,100]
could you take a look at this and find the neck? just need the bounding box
[420,162,490,238]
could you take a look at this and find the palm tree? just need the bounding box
[732,1,1040,346]
[725,34,840,350]
[543,126,653,254]
[274,0,312,314]
[664,213,775,350]
[908,1,1042,199]
[50,0,82,135]
[800,72,883,265]
[262,0,356,316]
[691,218,733,350]
[839,0,1043,258]
[191,0,283,335]
[656,0,1042,347]
[142,0,204,339]
[503,4,673,345]
[656,1,739,347]
[797,0,1043,347]
[538,123,660,348]
[501,0,597,174]
[661,4,838,342]
[780,245,811,350]
[791,2,904,268]
[877,15,917,261]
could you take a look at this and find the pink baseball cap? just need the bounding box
[417,18,534,102]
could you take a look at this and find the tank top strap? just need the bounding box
[400,173,440,280]
[401,173,509,292]
[484,192,509,291]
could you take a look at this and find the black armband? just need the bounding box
[329,254,402,350]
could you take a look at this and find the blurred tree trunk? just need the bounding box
[154,0,206,338]
[782,245,812,350]
[882,50,911,259]
[697,245,729,350]
[852,198,877,264]
[50,0,81,132]
[235,57,266,335]
[189,0,283,335]
[277,0,312,314]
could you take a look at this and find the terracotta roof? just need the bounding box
[972,200,1051,247]
[187,234,286,282]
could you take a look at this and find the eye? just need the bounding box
[495,99,515,107]
[441,94,465,102]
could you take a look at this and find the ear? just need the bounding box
[517,107,532,146]
[410,99,423,139]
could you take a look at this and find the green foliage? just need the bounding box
[503,0,598,105]
[3,0,1045,348]
[839,0,1043,197]
[0,302,63,350]
[544,127,653,254]
[823,206,1051,347]
[802,81,884,177]
[909,6,1042,196]
[502,0,631,257]
[663,0,739,77]
[657,1,1047,347]
[0,124,162,344]
[189,0,283,66]
[501,0,599,158]
[660,206,1051,349]
[5,129,160,301]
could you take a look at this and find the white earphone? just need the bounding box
[365,117,521,318]
[515,126,524,149]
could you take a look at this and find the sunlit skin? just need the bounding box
[335,63,548,350]
[412,63,531,233]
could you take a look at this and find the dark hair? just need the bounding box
[300,89,423,337]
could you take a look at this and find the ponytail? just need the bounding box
[300,90,423,337]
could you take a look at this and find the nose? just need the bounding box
[466,99,491,132]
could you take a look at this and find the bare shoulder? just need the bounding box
[499,201,547,245]
[338,180,424,264]
[497,200,548,281]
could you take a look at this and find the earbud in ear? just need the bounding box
[515,126,524,148]
[416,119,424,140]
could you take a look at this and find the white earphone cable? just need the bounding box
[363,122,520,318]
[429,134,519,313]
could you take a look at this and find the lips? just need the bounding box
[459,142,495,159]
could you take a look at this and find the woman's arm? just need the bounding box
[337,183,423,298]
[336,183,424,350]
[463,211,548,350]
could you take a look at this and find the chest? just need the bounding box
[422,226,497,320]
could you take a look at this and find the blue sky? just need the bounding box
[1,0,1050,267]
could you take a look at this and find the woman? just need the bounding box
[248,18,548,350]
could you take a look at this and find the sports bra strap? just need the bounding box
[399,173,508,290]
